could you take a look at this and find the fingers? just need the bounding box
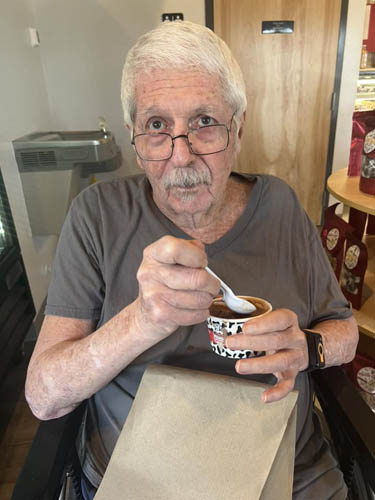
[226,329,295,352]
[224,308,309,403]
[145,236,207,268]
[139,262,219,294]
[235,349,302,375]
[138,292,211,328]
[225,309,306,353]
[142,286,213,316]
[134,283,213,341]
[261,371,297,403]
[138,237,220,296]
[236,353,299,403]
[241,309,298,336]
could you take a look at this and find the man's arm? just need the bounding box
[25,306,148,420]
[224,310,359,403]
[25,237,220,420]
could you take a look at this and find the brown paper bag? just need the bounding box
[95,364,298,500]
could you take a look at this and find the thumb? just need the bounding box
[189,239,206,251]
[189,240,207,267]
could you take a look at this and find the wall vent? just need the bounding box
[20,150,57,168]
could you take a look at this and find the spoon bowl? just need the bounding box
[205,266,256,315]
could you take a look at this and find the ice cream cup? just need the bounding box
[207,296,272,359]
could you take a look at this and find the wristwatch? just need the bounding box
[301,329,325,372]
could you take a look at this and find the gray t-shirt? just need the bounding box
[46,173,352,498]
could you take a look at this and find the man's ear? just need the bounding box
[238,111,246,140]
[233,111,246,156]
[126,123,144,170]
[136,156,144,170]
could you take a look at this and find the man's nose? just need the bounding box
[170,134,195,164]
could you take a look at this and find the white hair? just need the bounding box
[121,21,247,127]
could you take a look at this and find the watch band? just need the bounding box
[302,329,325,372]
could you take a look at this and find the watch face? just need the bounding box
[357,367,375,394]
[326,228,339,251]
[345,244,360,270]
[304,330,325,371]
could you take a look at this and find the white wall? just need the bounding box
[33,0,206,178]
[0,0,57,315]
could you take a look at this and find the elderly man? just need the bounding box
[26,21,358,499]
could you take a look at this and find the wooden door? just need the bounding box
[214,0,342,224]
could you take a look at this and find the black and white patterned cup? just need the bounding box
[207,296,272,359]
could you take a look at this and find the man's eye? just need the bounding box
[198,116,215,127]
[147,119,166,131]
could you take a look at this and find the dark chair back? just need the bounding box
[11,401,87,500]
[312,367,375,499]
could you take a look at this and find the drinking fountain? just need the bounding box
[13,127,122,236]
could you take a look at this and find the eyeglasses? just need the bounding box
[131,113,236,161]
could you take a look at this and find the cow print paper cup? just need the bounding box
[207,296,272,359]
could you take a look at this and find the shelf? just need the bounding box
[327,168,375,216]
[326,169,375,339]
[360,68,375,75]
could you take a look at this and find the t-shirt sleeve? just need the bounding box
[45,190,104,321]
[307,224,352,327]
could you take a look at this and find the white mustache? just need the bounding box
[163,167,211,190]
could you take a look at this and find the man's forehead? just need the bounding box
[133,69,230,116]
[136,105,219,118]
[136,67,217,87]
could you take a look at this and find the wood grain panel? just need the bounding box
[214,0,342,223]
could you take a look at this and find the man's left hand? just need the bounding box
[224,309,309,403]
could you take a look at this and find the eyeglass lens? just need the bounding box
[134,124,229,161]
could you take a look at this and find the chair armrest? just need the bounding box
[12,401,87,500]
[312,366,375,491]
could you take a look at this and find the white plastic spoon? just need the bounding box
[205,266,256,314]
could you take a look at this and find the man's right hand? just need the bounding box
[132,236,220,345]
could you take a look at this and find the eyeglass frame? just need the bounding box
[131,111,237,161]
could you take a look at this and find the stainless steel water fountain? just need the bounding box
[13,127,122,235]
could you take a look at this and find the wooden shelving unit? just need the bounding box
[327,168,375,340]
